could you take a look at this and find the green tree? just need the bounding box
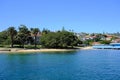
[0,31,8,44]
[7,27,17,48]
[42,28,50,35]
[31,28,40,48]
[17,25,30,48]
[0,30,14,47]
[94,34,102,42]
[41,30,80,48]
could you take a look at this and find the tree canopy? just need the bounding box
[7,27,17,48]
[16,25,31,48]
[41,30,80,48]
[31,28,40,48]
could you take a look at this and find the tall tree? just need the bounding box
[17,25,30,48]
[41,30,80,48]
[31,28,40,49]
[0,30,9,45]
[7,27,17,48]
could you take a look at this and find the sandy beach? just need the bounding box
[16,49,78,53]
[0,47,93,53]
[79,46,93,50]
[0,48,78,53]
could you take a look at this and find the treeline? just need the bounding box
[0,25,40,48]
[41,30,81,48]
[0,25,81,49]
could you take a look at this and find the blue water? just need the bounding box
[0,50,120,80]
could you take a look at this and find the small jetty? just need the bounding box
[93,43,120,49]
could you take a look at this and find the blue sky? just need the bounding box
[0,0,120,33]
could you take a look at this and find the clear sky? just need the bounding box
[0,0,120,33]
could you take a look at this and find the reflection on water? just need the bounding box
[0,50,120,80]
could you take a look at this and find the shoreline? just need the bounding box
[16,49,78,53]
[0,47,93,53]
[79,46,93,50]
[0,48,79,53]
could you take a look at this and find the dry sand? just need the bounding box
[0,48,78,53]
[80,46,93,50]
[0,46,93,53]
[16,49,77,53]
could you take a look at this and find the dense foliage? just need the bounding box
[16,25,31,48]
[41,31,81,48]
[0,31,10,45]
[7,27,17,48]
[0,25,118,48]
[31,28,40,48]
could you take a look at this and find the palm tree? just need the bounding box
[31,28,40,49]
[8,27,17,48]
[18,25,31,48]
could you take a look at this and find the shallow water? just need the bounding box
[0,50,120,80]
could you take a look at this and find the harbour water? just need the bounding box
[0,50,120,80]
